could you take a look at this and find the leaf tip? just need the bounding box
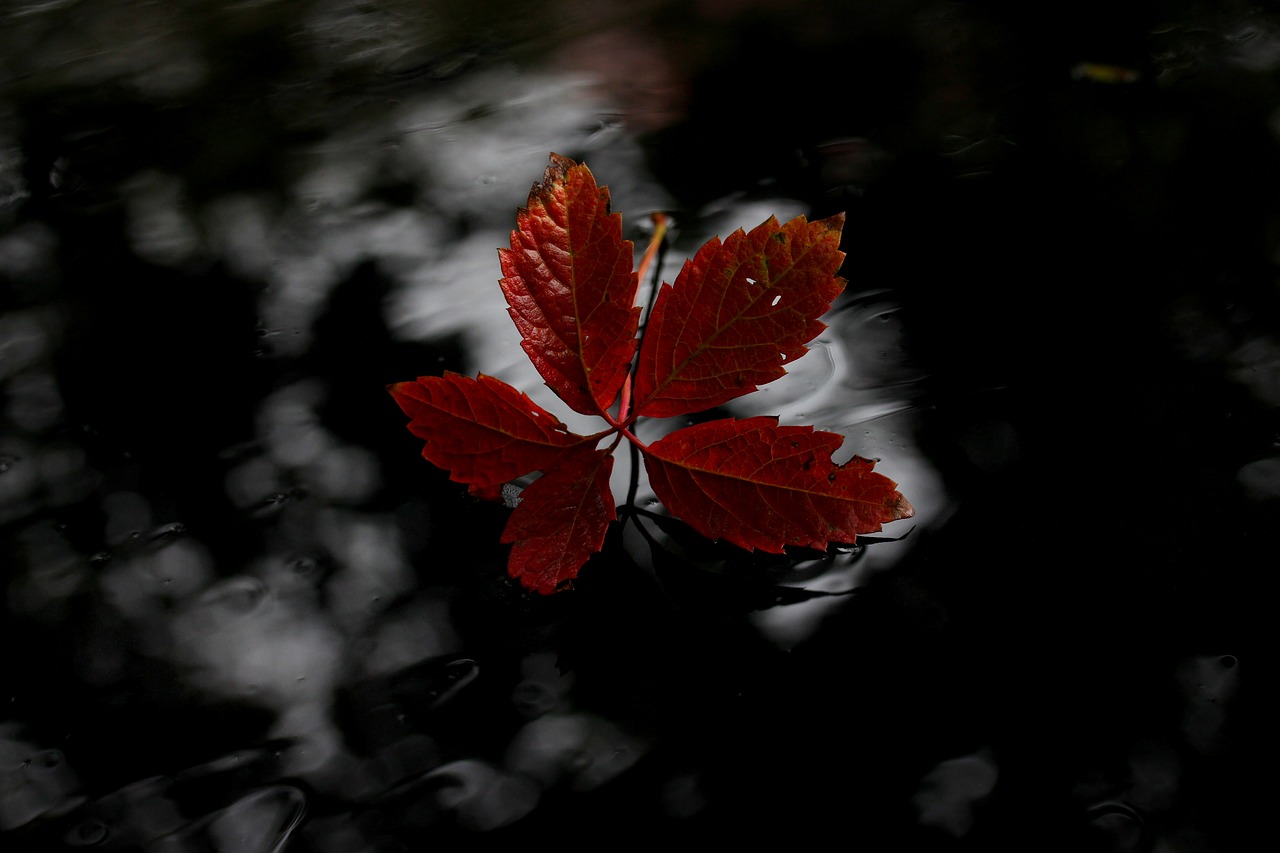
[387,380,417,406]
[538,152,579,190]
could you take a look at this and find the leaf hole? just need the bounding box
[746,277,758,285]
[771,294,782,307]
[827,473,837,482]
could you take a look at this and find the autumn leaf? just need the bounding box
[498,153,640,418]
[643,417,914,553]
[501,444,616,594]
[387,372,599,501]
[391,153,914,594]
[631,213,846,419]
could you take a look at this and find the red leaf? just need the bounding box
[632,213,846,418]
[501,444,616,593]
[388,372,595,501]
[391,154,915,595]
[499,153,640,417]
[642,416,914,553]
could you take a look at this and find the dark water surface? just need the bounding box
[1,1,1273,850]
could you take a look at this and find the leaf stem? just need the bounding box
[611,211,669,517]
[624,211,671,431]
[626,425,642,513]
[635,211,669,300]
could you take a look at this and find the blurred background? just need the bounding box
[0,0,1272,850]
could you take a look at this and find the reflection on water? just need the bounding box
[2,0,1271,848]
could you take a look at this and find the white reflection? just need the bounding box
[1237,456,1280,499]
[385,229,577,429]
[171,784,306,853]
[0,130,29,218]
[392,67,624,226]
[170,567,348,778]
[0,725,85,832]
[358,598,458,678]
[912,746,998,838]
[424,758,541,831]
[714,289,947,648]
[259,381,331,469]
[201,194,278,281]
[315,508,414,634]
[0,308,60,382]
[0,437,39,525]
[504,710,651,793]
[6,522,90,622]
[229,379,384,518]
[0,223,55,286]
[99,531,214,624]
[122,170,202,268]
[2,0,206,94]
[1228,22,1280,72]
[1229,334,1280,406]
[302,0,439,74]
[306,444,381,504]
[5,368,64,431]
